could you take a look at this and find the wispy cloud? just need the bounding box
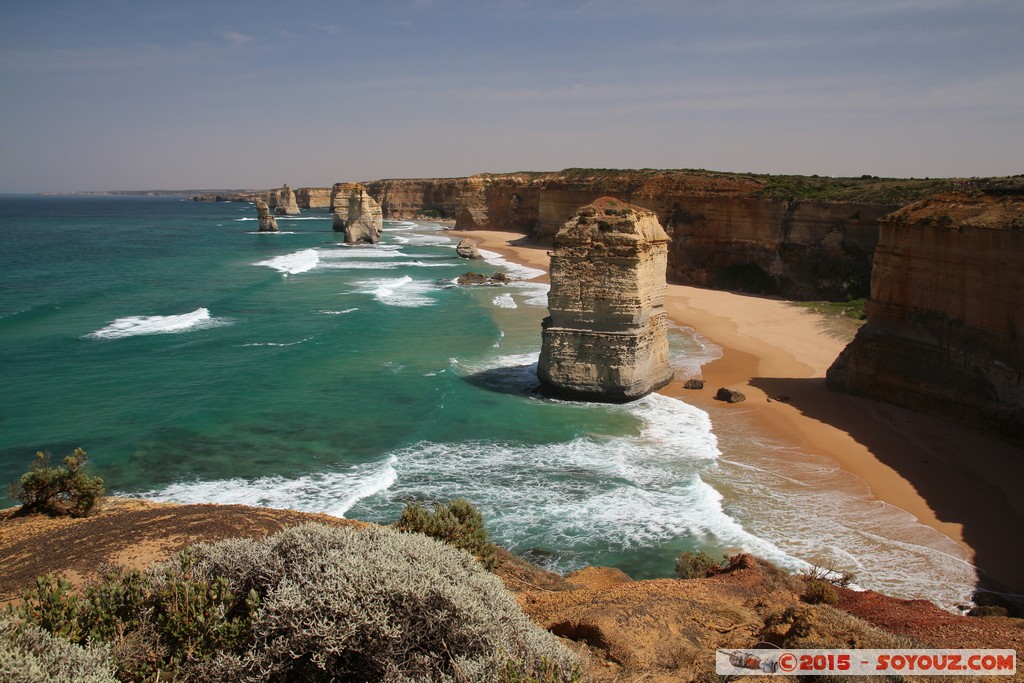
[222,31,254,47]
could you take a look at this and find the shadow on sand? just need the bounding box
[749,376,1024,612]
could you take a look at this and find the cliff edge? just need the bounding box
[827,185,1024,445]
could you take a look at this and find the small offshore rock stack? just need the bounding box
[331,183,383,244]
[267,184,300,216]
[538,197,674,401]
[255,198,278,232]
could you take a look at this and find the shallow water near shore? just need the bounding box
[0,196,976,609]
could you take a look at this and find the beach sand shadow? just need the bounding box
[750,376,1024,610]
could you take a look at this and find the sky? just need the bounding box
[1,0,1022,192]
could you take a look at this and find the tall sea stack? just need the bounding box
[255,198,278,232]
[331,183,383,244]
[538,197,673,401]
[267,184,300,216]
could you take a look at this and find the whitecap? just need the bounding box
[254,248,320,275]
[242,335,314,348]
[359,275,436,307]
[492,293,517,309]
[478,248,546,281]
[318,308,359,315]
[85,308,230,340]
[138,456,398,518]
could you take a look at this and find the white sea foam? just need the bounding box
[255,249,320,275]
[318,308,359,315]
[479,248,546,281]
[492,293,517,309]
[140,456,398,518]
[510,281,550,307]
[668,323,723,378]
[359,275,436,307]
[243,336,314,348]
[85,308,230,340]
[244,231,297,235]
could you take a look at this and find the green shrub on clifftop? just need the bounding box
[395,497,499,570]
[9,449,104,517]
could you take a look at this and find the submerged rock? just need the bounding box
[537,197,673,401]
[255,198,278,232]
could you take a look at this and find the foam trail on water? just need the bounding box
[318,308,359,315]
[139,456,398,518]
[86,308,230,339]
[255,249,320,275]
[493,293,517,309]
[360,275,436,307]
[479,248,546,281]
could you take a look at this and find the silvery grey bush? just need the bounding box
[180,523,578,682]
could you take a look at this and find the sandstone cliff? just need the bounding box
[538,198,673,401]
[267,184,300,216]
[255,198,278,232]
[361,170,933,300]
[294,187,332,210]
[827,186,1024,445]
[331,183,383,244]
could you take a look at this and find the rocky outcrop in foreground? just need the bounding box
[266,184,300,216]
[331,183,383,244]
[538,198,673,401]
[828,186,1024,445]
[3,500,1021,683]
[255,198,278,232]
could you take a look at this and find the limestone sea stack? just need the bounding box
[537,197,674,401]
[267,184,300,216]
[255,198,278,232]
[331,183,383,244]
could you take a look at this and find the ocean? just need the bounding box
[0,195,976,608]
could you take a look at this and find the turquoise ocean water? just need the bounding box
[0,196,976,608]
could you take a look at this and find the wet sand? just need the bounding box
[453,230,1024,598]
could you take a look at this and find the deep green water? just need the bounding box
[0,196,977,606]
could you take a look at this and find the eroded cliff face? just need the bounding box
[266,184,300,216]
[361,170,896,300]
[294,187,332,210]
[538,198,673,401]
[827,189,1024,445]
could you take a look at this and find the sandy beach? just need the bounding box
[453,230,1024,599]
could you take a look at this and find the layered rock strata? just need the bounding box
[362,170,911,300]
[267,184,300,216]
[331,183,383,244]
[294,187,332,210]
[255,198,278,232]
[827,188,1024,445]
[538,198,674,401]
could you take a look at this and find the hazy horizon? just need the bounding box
[2,0,1022,193]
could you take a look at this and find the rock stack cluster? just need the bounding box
[267,184,300,216]
[255,198,278,232]
[331,183,384,244]
[537,197,673,401]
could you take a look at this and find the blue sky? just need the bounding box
[2,0,1022,191]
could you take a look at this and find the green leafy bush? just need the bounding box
[801,579,839,606]
[674,550,718,579]
[9,449,104,517]
[395,498,498,570]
